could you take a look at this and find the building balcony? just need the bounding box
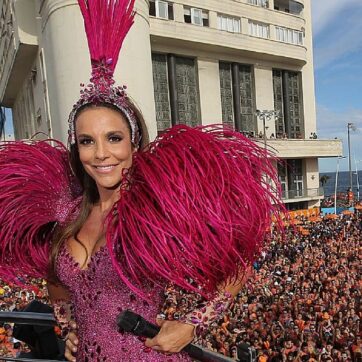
[247,0,304,16]
[0,0,38,107]
[150,16,307,66]
[282,187,324,203]
[266,139,343,159]
[273,0,304,16]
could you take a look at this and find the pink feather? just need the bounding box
[0,140,80,284]
[107,125,284,298]
[78,0,136,74]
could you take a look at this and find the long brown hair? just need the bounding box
[49,100,149,282]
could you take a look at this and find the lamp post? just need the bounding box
[347,123,354,197]
[256,110,278,150]
[355,159,361,202]
[334,156,346,215]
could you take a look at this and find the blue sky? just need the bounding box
[313,0,362,172]
[4,108,13,137]
[3,1,362,171]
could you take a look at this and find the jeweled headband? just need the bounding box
[69,0,139,146]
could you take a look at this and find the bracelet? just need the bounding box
[52,299,74,339]
[180,291,234,337]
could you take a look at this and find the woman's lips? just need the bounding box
[93,164,118,174]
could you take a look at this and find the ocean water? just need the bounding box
[320,170,362,197]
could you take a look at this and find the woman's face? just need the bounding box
[76,106,134,191]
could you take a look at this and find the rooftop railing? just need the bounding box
[282,187,324,200]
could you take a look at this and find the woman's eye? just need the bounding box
[109,135,122,142]
[78,138,93,145]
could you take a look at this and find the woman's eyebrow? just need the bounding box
[77,133,92,138]
[77,131,125,138]
[106,130,124,136]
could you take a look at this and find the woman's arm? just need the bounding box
[145,269,251,353]
[180,268,251,336]
[47,282,73,338]
[47,283,77,362]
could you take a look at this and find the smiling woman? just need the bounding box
[0,0,283,361]
[76,106,135,191]
[50,104,138,274]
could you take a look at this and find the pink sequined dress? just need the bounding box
[56,244,191,362]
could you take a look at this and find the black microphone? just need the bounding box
[117,310,235,362]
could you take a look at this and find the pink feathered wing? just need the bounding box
[107,125,284,298]
[0,140,80,284]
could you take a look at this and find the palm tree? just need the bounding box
[320,175,331,187]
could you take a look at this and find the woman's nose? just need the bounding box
[95,141,109,160]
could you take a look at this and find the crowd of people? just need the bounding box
[0,279,49,358]
[1,213,360,361]
[164,213,361,361]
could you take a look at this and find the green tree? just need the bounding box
[320,175,331,187]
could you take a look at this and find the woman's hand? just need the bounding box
[145,320,195,353]
[64,321,78,362]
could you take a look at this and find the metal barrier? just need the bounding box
[0,312,55,326]
[0,312,63,362]
[0,312,255,361]
[0,358,63,362]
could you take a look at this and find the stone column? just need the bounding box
[39,0,156,142]
[254,66,275,137]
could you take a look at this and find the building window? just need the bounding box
[184,6,209,27]
[152,53,172,132]
[285,201,308,210]
[175,56,201,126]
[217,14,241,33]
[288,159,304,197]
[275,26,303,45]
[278,159,304,199]
[149,0,174,20]
[219,62,256,134]
[278,163,288,199]
[247,0,268,7]
[152,53,201,133]
[248,20,269,39]
[12,77,36,139]
[273,69,304,139]
[39,49,51,134]
[274,0,304,15]
[219,63,234,128]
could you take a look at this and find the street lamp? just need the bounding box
[347,122,356,197]
[255,110,278,150]
[355,159,361,202]
[334,156,346,214]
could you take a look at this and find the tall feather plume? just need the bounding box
[107,125,284,298]
[0,140,81,284]
[78,0,136,75]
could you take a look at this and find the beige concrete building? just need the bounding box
[0,0,342,209]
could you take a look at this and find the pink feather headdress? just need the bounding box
[68,0,140,146]
[0,140,81,284]
[107,125,284,298]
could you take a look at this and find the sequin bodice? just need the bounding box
[56,245,190,361]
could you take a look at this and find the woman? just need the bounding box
[50,101,249,361]
[48,102,194,361]
[0,0,281,360]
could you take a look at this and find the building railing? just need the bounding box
[282,187,324,200]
